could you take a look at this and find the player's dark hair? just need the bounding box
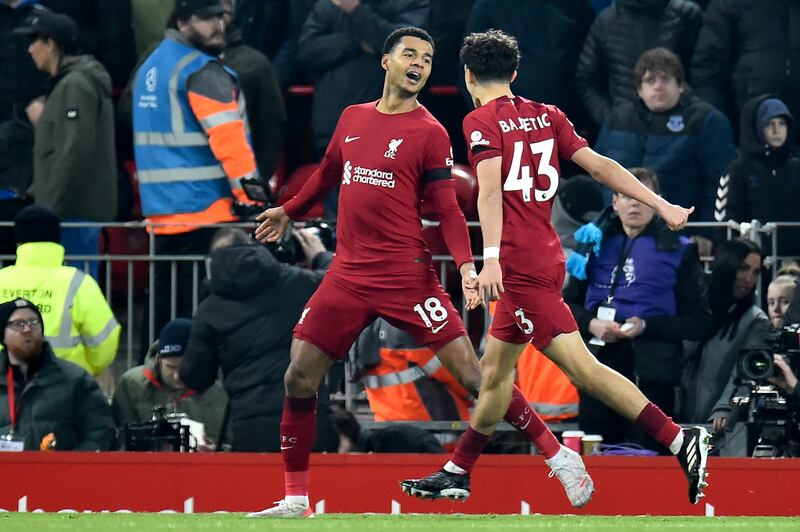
[708,237,762,337]
[382,27,434,56]
[209,227,251,253]
[635,47,685,87]
[626,167,660,195]
[460,29,520,83]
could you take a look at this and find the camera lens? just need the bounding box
[742,350,773,381]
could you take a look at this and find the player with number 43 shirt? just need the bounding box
[464,94,586,347]
[402,30,709,508]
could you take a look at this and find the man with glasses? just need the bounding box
[0,298,114,451]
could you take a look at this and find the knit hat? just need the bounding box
[0,298,44,339]
[157,318,192,358]
[13,205,61,244]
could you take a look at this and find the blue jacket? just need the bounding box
[595,93,736,221]
[133,34,236,217]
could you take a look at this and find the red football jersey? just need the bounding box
[464,96,588,279]
[285,101,458,279]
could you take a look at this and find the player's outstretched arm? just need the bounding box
[571,147,694,231]
[254,206,291,243]
[475,156,505,303]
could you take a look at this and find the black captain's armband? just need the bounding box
[422,168,451,183]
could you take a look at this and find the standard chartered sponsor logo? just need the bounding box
[342,160,395,188]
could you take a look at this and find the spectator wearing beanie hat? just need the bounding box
[0,297,115,451]
[112,318,229,450]
[0,205,120,377]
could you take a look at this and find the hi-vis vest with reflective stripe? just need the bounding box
[133,37,239,216]
[516,344,578,421]
[362,348,472,422]
[0,242,120,376]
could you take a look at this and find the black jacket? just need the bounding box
[0,2,47,123]
[0,344,115,451]
[691,0,800,131]
[563,217,712,385]
[180,244,338,452]
[715,94,800,255]
[40,0,136,88]
[575,0,702,126]
[297,0,430,156]
[462,0,594,118]
[224,30,287,180]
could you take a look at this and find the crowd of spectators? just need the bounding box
[0,0,798,457]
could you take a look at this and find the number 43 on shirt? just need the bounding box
[504,138,559,203]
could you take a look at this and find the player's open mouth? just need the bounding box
[406,71,422,84]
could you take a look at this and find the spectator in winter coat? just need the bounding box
[16,11,117,279]
[714,95,800,257]
[681,238,768,456]
[179,228,338,453]
[691,0,800,137]
[575,0,702,128]
[594,47,735,254]
[0,298,115,451]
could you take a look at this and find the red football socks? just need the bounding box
[504,385,561,459]
[280,396,317,496]
[635,401,681,448]
[451,427,491,473]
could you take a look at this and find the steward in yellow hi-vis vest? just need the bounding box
[0,207,120,376]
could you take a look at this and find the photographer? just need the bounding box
[179,227,338,452]
[681,238,769,456]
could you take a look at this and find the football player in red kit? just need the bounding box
[402,30,710,506]
[248,27,593,518]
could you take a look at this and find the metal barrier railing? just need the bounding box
[0,219,796,378]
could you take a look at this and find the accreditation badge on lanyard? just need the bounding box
[588,236,637,347]
[1,366,24,452]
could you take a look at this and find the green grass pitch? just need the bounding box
[0,514,798,531]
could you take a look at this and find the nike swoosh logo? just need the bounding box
[519,416,531,430]
[280,446,295,451]
[431,321,449,334]
[344,136,360,143]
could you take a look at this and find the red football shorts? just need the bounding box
[489,263,577,349]
[294,270,467,360]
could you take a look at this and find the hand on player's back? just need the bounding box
[254,207,290,243]
[658,202,694,231]
[477,260,504,305]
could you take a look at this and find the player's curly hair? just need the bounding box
[460,29,520,83]
[382,27,434,55]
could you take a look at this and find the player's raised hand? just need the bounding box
[460,263,482,310]
[658,202,694,231]
[254,206,290,243]
[478,260,504,304]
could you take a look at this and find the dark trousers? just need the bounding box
[578,340,676,454]
[141,228,216,360]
